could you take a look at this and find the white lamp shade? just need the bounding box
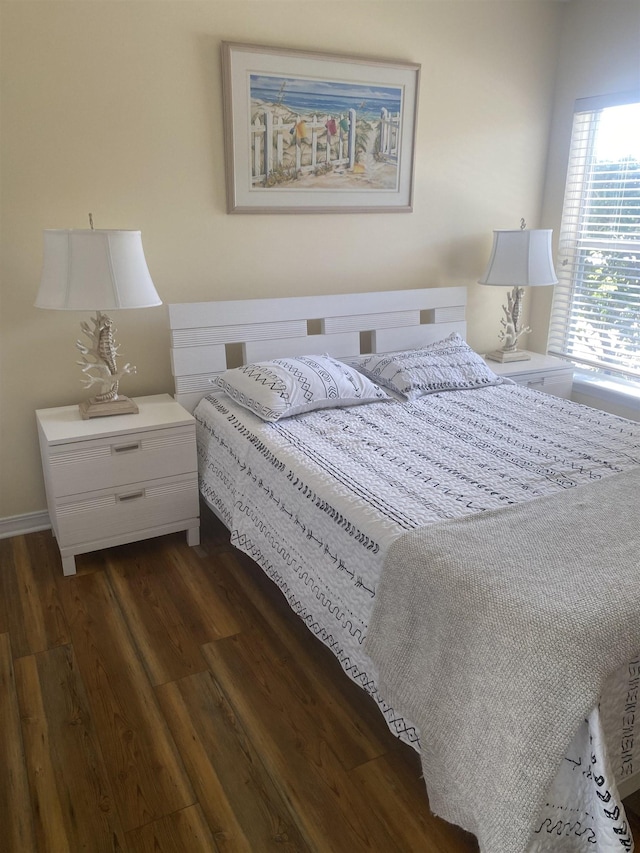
[478,229,558,287]
[35,229,162,310]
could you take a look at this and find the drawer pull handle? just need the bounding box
[527,378,545,387]
[116,490,145,502]
[113,442,141,454]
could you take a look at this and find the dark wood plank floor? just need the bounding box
[1,508,639,852]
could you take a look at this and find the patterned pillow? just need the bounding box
[349,333,503,400]
[214,354,390,421]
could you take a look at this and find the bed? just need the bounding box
[168,288,640,853]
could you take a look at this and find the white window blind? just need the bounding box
[548,93,640,381]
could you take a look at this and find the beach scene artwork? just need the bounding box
[249,73,404,191]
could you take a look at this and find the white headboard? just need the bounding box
[168,286,467,411]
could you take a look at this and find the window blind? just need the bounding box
[548,93,640,381]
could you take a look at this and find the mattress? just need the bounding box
[194,383,640,851]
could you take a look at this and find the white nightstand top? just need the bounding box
[36,394,194,445]
[483,351,573,378]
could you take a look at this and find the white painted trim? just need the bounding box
[617,769,640,799]
[573,372,640,413]
[0,510,51,540]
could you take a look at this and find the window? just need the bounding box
[548,93,640,382]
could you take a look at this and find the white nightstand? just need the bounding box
[484,352,574,399]
[36,394,200,576]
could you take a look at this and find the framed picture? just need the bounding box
[221,42,421,214]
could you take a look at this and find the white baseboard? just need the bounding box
[618,769,640,799]
[0,510,51,540]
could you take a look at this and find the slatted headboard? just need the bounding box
[168,286,467,412]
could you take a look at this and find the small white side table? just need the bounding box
[36,394,200,576]
[483,352,574,399]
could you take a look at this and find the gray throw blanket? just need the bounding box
[365,467,640,853]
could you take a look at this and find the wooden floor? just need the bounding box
[1,509,639,852]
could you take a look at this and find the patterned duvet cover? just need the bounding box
[195,383,640,851]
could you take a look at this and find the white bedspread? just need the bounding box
[195,384,640,851]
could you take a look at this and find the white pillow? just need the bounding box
[350,333,503,400]
[214,354,390,422]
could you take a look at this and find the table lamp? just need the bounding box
[478,221,558,362]
[35,219,162,418]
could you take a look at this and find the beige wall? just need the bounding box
[1,0,563,520]
[530,0,640,353]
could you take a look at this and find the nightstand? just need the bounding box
[36,394,200,576]
[484,352,574,399]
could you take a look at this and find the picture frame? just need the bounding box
[221,42,421,214]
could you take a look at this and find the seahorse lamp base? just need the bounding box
[79,395,139,420]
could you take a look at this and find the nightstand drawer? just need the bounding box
[54,472,199,547]
[37,395,200,575]
[483,352,574,400]
[47,425,196,497]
